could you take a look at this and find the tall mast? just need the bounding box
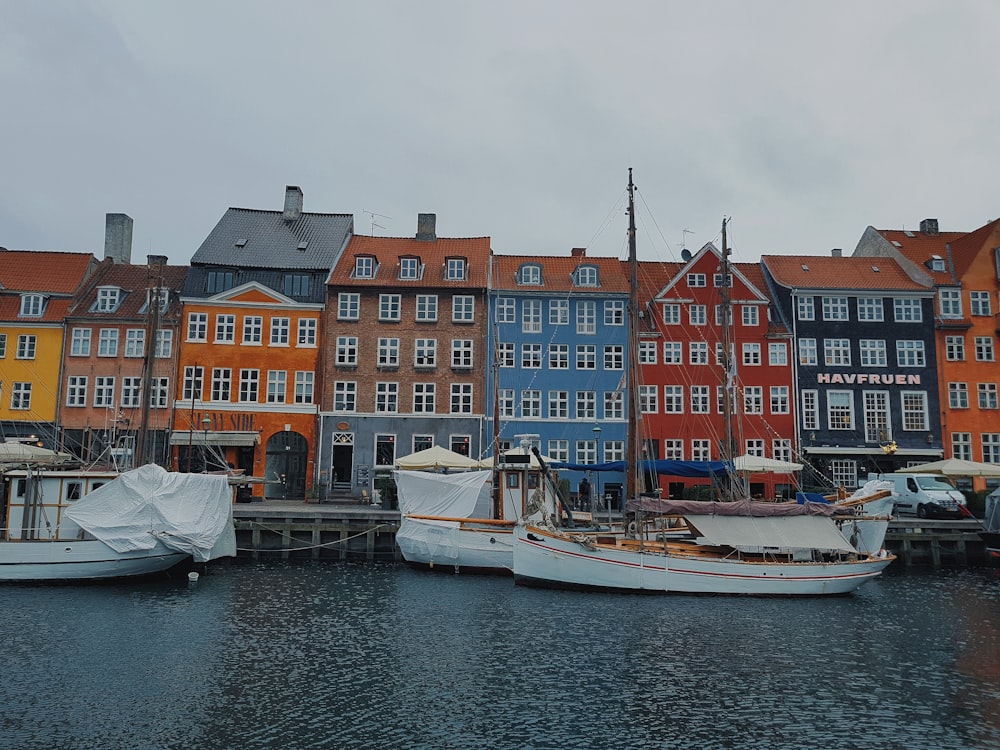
[626,169,641,501]
[136,254,167,466]
[719,220,743,496]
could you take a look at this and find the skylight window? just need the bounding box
[235,239,248,248]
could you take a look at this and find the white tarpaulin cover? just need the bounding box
[684,514,857,553]
[395,469,492,518]
[732,454,804,473]
[65,464,236,562]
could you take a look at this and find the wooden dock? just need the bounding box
[884,518,989,567]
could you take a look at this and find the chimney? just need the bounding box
[571,247,587,257]
[104,213,133,264]
[920,218,939,236]
[416,213,436,242]
[283,186,303,221]
[831,248,842,258]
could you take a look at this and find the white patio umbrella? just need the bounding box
[394,444,486,470]
[901,457,1000,478]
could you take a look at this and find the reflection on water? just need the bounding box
[1,562,998,749]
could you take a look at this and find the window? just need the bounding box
[604,440,624,462]
[416,295,438,322]
[452,339,474,369]
[576,345,596,369]
[125,329,146,357]
[187,313,208,341]
[355,256,375,278]
[575,391,596,419]
[97,329,118,357]
[446,258,467,281]
[379,294,401,322]
[19,293,45,317]
[496,297,515,323]
[11,382,31,410]
[284,274,311,297]
[824,338,851,366]
[797,296,815,321]
[952,432,972,461]
[687,273,706,287]
[521,390,541,418]
[295,372,314,404]
[798,338,817,366]
[741,306,759,327]
[121,377,140,408]
[66,376,88,407]
[745,440,765,457]
[95,287,121,312]
[206,270,234,293]
[946,336,965,361]
[949,382,969,409]
[521,343,542,369]
[691,439,711,461]
[604,391,624,420]
[975,336,995,362]
[94,376,115,407]
[830,460,858,489]
[859,339,887,367]
[604,345,624,370]
[939,288,962,318]
[978,383,998,410]
[770,386,789,414]
[150,378,169,409]
[663,385,684,414]
[773,439,792,463]
[155,329,173,359]
[449,384,473,414]
[183,366,204,400]
[984,434,1000,464]
[549,344,569,369]
[518,264,541,285]
[639,341,657,364]
[605,300,625,326]
[663,342,682,364]
[743,386,763,414]
[414,383,436,413]
[662,304,681,325]
[239,370,259,403]
[375,382,398,413]
[690,341,708,365]
[375,434,397,466]
[547,440,569,463]
[71,328,91,356]
[575,441,597,465]
[0,333,4,357]
[208,368,231,401]
[863,391,890,443]
[576,301,596,334]
[415,338,438,368]
[548,390,569,418]
[549,299,569,325]
[691,385,710,414]
[297,319,317,346]
[664,440,684,461]
[901,391,928,431]
[971,291,992,316]
[334,381,356,411]
[497,342,515,368]
[688,304,706,326]
[896,340,926,367]
[452,295,475,322]
[499,389,515,418]
[858,298,884,322]
[713,273,732,288]
[399,257,420,280]
[337,336,359,366]
[243,315,263,344]
[378,338,399,368]
[893,298,921,322]
[270,317,290,345]
[639,385,658,413]
[768,342,787,367]
[742,343,761,366]
[267,371,287,404]
[574,265,598,287]
[822,296,849,321]
[828,391,854,430]
[801,390,819,431]
[413,435,434,453]
[338,293,360,321]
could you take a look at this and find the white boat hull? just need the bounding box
[0,539,189,582]
[513,525,894,596]
[397,517,514,573]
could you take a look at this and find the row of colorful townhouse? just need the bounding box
[3,187,999,501]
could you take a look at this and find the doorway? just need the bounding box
[265,431,308,499]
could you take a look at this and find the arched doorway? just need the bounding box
[265,431,308,500]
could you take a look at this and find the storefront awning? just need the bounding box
[169,430,261,447]
[803,446,943,457]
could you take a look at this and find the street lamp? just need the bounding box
[592,423,602,514]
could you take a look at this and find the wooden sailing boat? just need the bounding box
[512,169,896,595]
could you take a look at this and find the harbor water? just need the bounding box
[1,562,999,750]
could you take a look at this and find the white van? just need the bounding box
[868,473,967,519]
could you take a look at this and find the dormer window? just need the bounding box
[19,294,45,317]
[94,287,122,313]
[518,264,542,286]
[206,270,235,294]
[399,257,421,280]
[354,256,376,279]
[574,265,599,287]
[928,255,946,272]
[445,257,467,281]
[140,287,169,314]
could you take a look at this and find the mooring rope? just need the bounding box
[234,521,393,553]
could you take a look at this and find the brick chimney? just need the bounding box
[571,247,586,257]
[104,213,133,264]
[416,213,436,242]
[920,218,939,236]
[283,186,303,221]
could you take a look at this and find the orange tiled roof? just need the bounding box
[873,228,962,284]
[330,235,491,287]
[762,254,930,291]
[68,263,189,319]
[0,250,95,293]
[491,253,630,293]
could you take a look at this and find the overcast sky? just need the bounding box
[2,1,997,267]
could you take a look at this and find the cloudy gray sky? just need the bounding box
[2,0,997,267]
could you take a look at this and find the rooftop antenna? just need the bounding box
[363,209,391,235]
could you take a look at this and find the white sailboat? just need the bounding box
[512,169,896,595]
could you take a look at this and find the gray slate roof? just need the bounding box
[190,208,354,271]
